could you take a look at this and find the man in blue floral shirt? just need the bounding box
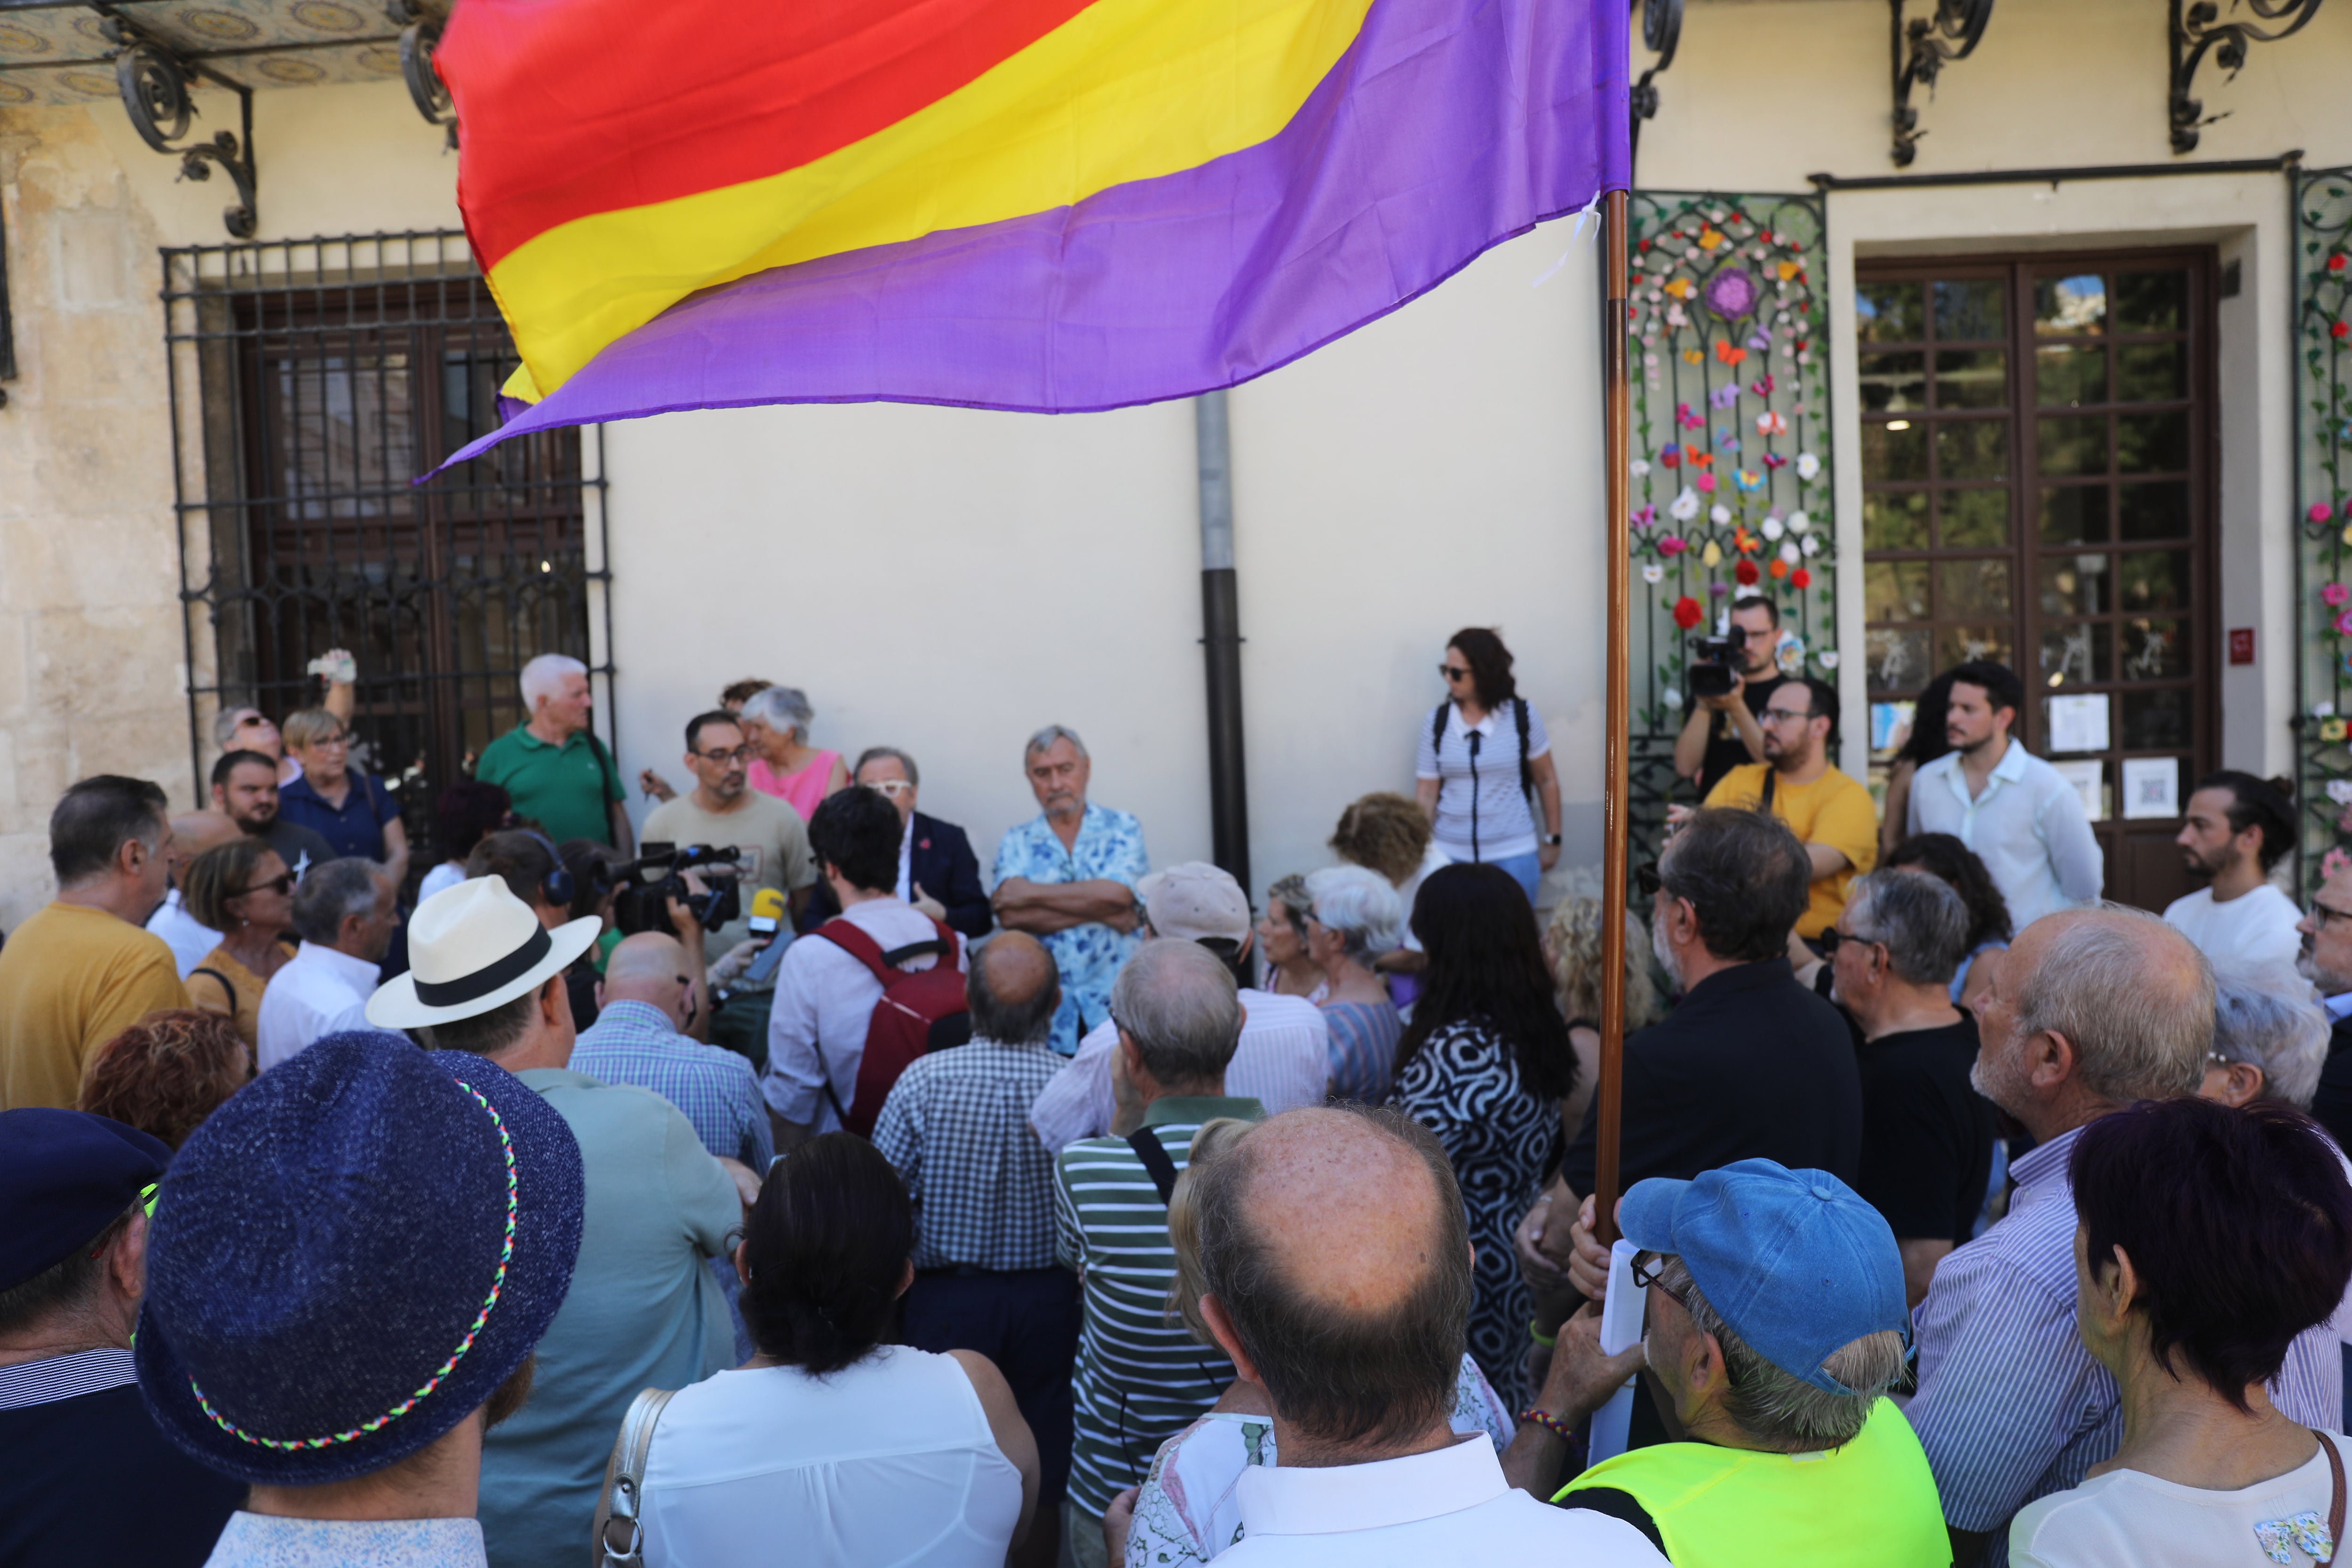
[992,725,1149,1055]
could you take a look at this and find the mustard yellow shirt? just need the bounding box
[0,902,190,1109]
[1703,763,1880,939]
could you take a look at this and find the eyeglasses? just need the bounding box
[1439,664,1473,683]
[1635,861,1662,897]
[866,779,914,797]
[1762,704,1817,725]
[309,733,349,749]
[1817,926,1881,960]
[239,872,296,897]
[2312,899,2352,930]
[696,745,752,765]
[1630,1250,1694,1311]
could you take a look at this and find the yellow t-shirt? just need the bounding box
[0,902,190,1110]
[1703,764,1880,939]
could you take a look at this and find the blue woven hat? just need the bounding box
[136,1032,584,1485]
[0,1108,171,1292]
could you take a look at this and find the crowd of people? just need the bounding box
[2,622,2350,1568]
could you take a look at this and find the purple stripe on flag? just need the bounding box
[435,0,1628,472]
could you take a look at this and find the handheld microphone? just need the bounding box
[741,887,794,988]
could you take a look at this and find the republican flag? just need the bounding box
[434,0,1630,467]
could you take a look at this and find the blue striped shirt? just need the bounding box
[1908,1124,2342,1565]
[0,1346,135,1409]
[569,1001,774,1168]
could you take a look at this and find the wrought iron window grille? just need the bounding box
[2169,0,2328,156]
[1629,0,1683,182]
[1889,0,1996,169]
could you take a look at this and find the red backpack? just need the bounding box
[812,917,969,1137]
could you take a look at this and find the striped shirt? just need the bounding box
[1320,999,1402,1104]
[1055,1094,1267,1516]
[0,1346,135,1409]
[872,1036,1064,1271]
[1908,1123,2342,1566]
[1414,699,1551,862]
[570,1000,774,1168]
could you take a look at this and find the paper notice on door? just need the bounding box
[2045,694,2111,755]
[2122,756,2180,820]
[2052,759,2106,823]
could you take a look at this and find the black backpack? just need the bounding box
[1430,697,1535,802]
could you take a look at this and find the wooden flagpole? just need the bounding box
[1594,186,1632,1249]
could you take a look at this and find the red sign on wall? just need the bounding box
[2229,627,2256,666]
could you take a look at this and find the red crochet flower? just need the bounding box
[1672,596,1704,630]
[1792,568,1812,589]
[1734,558,1760,586]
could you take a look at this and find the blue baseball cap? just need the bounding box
[1618,1159,1908,1393]
[0,1108,171,1292]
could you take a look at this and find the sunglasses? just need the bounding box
[1816,926,1881,959]
[866,779,914,797]
[1439,664,1474,682]
[240,872,297,897]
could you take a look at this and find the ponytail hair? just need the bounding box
[737,1133,913,1374]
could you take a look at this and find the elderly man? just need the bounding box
[802,746,992,939]
[993,726,1149,1055]
[1031,862,1330,1153]
[253,857,396,1072]
[475,653,632,851]
[1829,869,1997,1307]
[1185,1105,1666,1567]
[1907,905,2344,1566]
[1055,939,1264,1565]
[572,931,772,1169]
[210,749,336,883]
[0,777,188,1111]
[1517,1161,1947,1566]
[2297,860,2352,1149]
[145,810,243,978]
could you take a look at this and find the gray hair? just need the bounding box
[1845,869,1970,987]
[2212,965,2330,1109]
[211,705,262,749]
[1266,874,1313,941]
[853,746,920,788]
[518,653,587,710]
[966,943,1059,1047]
[2013,904,2214,1103]
[288,857,386,946]
[1304,865,1403,964]
[1110,939,1241,1086]
[1660,1256,1906,1450]
[1025,724,1089,763]
[739,685,815,743]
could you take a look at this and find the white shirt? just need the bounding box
[417,861,467,906]
[1415,701,1552,862]
[1907,739,2104,930]
[1028,986,1332,1154]
[254,941,382,1072]
[2163,883,2304,975]
[763,895,964,1132]
[1221,1433,1667,1567]
[897,812,915,903]
[641,1347,1021,1568]
[145,888,223,979]
[2009,1431,2347,1568]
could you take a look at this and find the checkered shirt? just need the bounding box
[871,1036,1063,1272]
[568,1000,774,1168]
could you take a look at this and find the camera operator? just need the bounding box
[1673,595,1788,800]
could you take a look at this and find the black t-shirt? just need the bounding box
[0,1383,244,1568]
[258,817,340,878]
[1695,673,1788,801]
[1851,1011,1996,1246]
[2311,1015,2352,1154]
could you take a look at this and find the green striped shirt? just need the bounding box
[1053,1094,1266,1517]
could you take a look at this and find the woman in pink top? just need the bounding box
[739,685,850,818]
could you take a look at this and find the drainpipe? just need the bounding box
[1196,390,1251,897]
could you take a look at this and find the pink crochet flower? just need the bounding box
[2327,583,2351,608]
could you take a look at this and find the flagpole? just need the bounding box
[1594,186,1631,1250]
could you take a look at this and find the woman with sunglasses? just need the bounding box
[1413,628,1562,904]
[180,839,298,1049]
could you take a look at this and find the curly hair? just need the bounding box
[181,838,280,932]
[1329,793,1433,886]
[1445,628,1519,709]
[1544,896,1663,1032]
[79,1009,251,1149]
[1884,832,2015,950]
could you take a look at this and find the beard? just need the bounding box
[2179,844,2226,881]
[2299,932,2352,998]
[1969,1034,2032,1117]
[1652,913,1683,992]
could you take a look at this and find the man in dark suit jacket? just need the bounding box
[798,746,992,939]
[2298,861,2352,1149]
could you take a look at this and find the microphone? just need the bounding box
[739,887,794,989]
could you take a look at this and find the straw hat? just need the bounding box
[365,876,602,1030]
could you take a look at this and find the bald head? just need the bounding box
[599,931,695,1028]
[171,810,241,868]
[1994,905,2214,1110]
[967,931,1061,1045]
[1110,938,1240,1086]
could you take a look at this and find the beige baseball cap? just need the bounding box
[1138,861,1252,942]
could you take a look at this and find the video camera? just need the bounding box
[610,842,743,938]
[1686,623,1749,700]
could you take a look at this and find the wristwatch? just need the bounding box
[1542,833,1562,847]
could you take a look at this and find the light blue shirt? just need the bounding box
[570,1000,773,1168]
[1907,740,2104,931]
[202,1514,485,1568]
[992,802,1149,1054]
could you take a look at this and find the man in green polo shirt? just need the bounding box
[1510,1160,1947,1568]
[477,653,633,851]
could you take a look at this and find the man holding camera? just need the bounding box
[1673,595,1788,801]
[644,710,818,1065]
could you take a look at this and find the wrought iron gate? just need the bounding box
[163,231,610,866]
[2295,165,2352,896]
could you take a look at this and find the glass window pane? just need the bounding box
[1863,420,1930,483]
[2121,689,2188,750]
[2118,549,2190,612]
[2117,410,2189,473]
[2121,618,2190,680]
[1938,625,2013,668]
[1934,280,2005,342]
[2039,553,2110,616]
[1860,351,1928,413]
[1867,628,1932,693]
[1867,560,1932,622]
[2115,271,2188,333]
[2117,342,2186,403]
[1937,420,2008,482]
[2119,481,2190,541]
[1939,558,2012,619]
[2040,623,2112,686]
[2038,415,2109,477]
[2040,485,2110,544]
[1864,490,1931,550]
[1859,282,1925,343]
[1934,349,2007,409]
[2034,274,2107,334]
[2035,344,2109,407]
[1940,488,2010,547]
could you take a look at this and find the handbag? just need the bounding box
[590,1386,679,1568]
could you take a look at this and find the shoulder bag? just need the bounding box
[590,1385,679,1568]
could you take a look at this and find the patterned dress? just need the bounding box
[993,802,1150,1054]
[1393,1018,1562,1412]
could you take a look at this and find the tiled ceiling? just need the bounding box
[0,0,446,107]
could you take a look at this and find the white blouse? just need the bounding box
[641,1345,1023,1568]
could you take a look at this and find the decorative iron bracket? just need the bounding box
[105,18,256,238]
[2169,0,2325,155]
[386,0,455,148]
[1629,0,1683,180]
[1890,0,1995,167]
